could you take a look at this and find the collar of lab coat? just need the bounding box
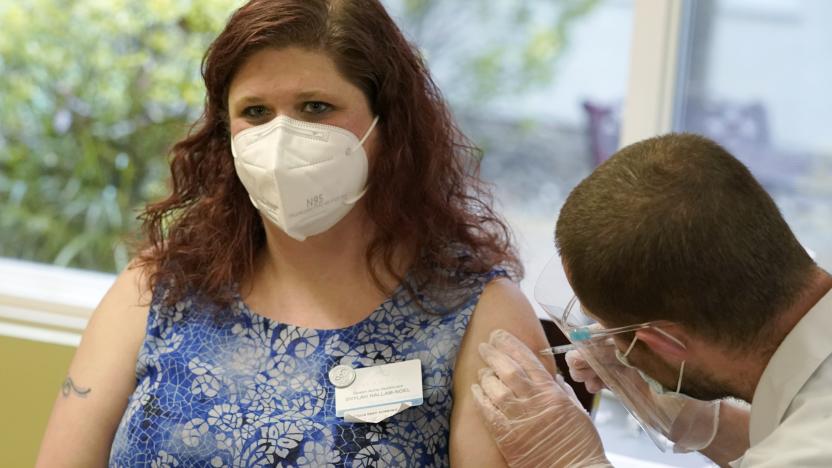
[749,288,832,445]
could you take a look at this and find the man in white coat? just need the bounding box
[472,133,832,467]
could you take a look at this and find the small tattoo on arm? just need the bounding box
[61,377,91,398]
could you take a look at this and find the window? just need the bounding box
[384,0,635,307]
[674,0,832,267]
[0,1,242,273]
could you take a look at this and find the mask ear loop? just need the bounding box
[623,335,639,358]
[344,116,380,205]
[676,360,685,394]
[346,116,380,155]
[650,326,686,394]
[614,334,639,370]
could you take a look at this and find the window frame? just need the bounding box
[0,257,112,346]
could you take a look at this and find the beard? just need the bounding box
[609,335,747,402]
[639,355,739,402]
[677,364,738,401]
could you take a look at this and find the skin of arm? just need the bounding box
[450,278,557,467]
[36,263,152,468]
[700,400,751,467]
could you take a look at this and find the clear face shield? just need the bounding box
[534,255,718,453]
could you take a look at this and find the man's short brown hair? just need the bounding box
[555,133,815,347]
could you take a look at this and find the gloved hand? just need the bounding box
[565,349,610,394]
[565,346,720,453]
[471,329,612,468]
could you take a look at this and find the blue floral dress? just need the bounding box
[109,270,504,467]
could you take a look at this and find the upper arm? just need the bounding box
[449,277,556,467]
[36,263,152,468]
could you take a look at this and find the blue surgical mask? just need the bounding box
[615,335,686,395]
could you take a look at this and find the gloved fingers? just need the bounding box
[568,343,621,368]
[554,373,584,409]
[567,364,596,382]
[471,383,511,434]
[475,374,612,468]
[565,350,590,371]
[583,377,607,394]
[565,350,608,393]
[477,367,516,408]
[477,366,530,418]
[488,329,553,385]
[478,341,534,397]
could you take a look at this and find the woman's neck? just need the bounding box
[260,208,375,286]
[241,206,407,329]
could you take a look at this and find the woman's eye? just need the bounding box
[242,105,269,119]
[302,102,332,114]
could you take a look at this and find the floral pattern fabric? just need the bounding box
[109,270,503,467]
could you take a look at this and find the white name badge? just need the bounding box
[334,359,423,423]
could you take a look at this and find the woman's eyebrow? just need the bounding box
[229,95,264,109]
[230,90,337,108]
[296,89,337,100]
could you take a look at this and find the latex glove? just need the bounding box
[471,329,612,468]
[565,345,719,453]
[565,349,609,394]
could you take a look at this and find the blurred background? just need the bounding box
[1,0,831,465]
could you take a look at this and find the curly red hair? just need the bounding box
[139,0,521,306]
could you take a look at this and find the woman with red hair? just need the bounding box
[37,1,553,466]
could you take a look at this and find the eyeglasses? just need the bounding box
[539,295,671,356]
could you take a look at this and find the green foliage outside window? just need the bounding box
[0,0,243,271]
[0,0,597,273]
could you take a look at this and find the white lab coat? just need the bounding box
[731,289,832,467]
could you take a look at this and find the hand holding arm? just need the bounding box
[472,329,612,468]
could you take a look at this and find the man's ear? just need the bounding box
[634,326,689,361]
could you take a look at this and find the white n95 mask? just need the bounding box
[230,115,379,241]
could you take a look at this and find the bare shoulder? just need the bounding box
[448,276,555,467]
[36,261,154,467]
[464,277,554,372]
[81,260,154,356]
[476,278,537,320]
[96,260,154,321]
